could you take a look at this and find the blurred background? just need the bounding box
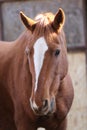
[0,0,87,130]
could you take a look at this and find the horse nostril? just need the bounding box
[43,99,48,109]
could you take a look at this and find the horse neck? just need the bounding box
[15,29,39,52]
[15,30,31,51]
[9,30,33,90]
[12,30,36,78]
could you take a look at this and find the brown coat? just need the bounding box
[0,8,74,130]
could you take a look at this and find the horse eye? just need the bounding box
[54,49,60,56]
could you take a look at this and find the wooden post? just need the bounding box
[0,3,2,40]
[83,0,87,73]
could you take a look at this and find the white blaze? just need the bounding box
[34,37,48,91]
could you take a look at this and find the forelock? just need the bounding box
[35,12,54,26]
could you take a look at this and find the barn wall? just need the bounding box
[1,0,85,47]
[0,0,87,130]
[67,52,87,130]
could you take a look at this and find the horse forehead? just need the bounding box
[33,37,48,64]
[34,37,47,49]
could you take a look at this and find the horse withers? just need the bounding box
[0,8,74,130]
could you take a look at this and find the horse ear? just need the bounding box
[52,8,65,31]
[20,11,36,32]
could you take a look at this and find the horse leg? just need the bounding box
[15,122,36,130]
[58,118,67,130]
[14,104,36,130]
[15,116,36,130]
[0,119,17,130]
[15,112,36,130]
[46,118,67,130]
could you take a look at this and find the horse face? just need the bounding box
[20,8,68,116]
[30,30,68,116]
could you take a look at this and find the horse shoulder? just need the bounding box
[56,74,74,120]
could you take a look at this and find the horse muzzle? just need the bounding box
[30,98,56,116]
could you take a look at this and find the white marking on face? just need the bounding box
[34,37,48,91]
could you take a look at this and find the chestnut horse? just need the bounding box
[0,8,74,130]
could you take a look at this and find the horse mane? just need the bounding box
[35,12,54,24]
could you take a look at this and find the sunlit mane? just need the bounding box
[35,12,54,26]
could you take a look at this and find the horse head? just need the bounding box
[20,8,68,116]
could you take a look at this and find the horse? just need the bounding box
[0,8,74,130]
